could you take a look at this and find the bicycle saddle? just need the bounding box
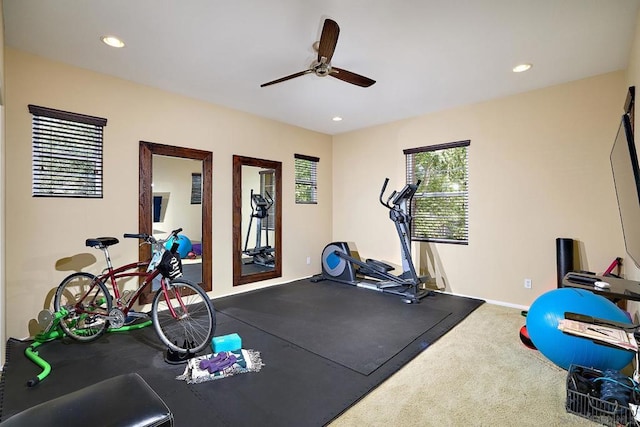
[86,237,119,248]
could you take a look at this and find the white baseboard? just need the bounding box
[435,289,529,311]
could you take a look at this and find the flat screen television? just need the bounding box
[610,112,640,268]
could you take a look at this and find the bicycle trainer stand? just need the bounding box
[25,309,152,387]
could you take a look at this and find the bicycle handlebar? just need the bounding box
[123,233,149,240]
[123,228,183,245]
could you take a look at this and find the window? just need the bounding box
[29,105,107,198]
[404,140,469,244]
[260,169,275,230]
[191,173,202,204]
[295,154,319,204]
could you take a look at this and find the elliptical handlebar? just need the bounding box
[379,178,392,209]
[264,190,274,206]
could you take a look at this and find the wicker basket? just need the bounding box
[566,364,638,426]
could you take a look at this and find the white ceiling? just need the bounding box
[3,0,640,135]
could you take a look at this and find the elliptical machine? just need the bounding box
[313,178,430,303]
[243,189,275,267]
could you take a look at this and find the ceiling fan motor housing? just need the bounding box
[314,62,331,77]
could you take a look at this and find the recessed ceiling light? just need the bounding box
[332,116,343,122]
[101,35,125,48]
[513,63,532,73]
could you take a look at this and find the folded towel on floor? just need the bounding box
[176,349,264,384]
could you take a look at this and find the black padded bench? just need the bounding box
[0,373,173,426]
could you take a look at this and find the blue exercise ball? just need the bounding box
[526,288,633,371]
[164,234,192,259]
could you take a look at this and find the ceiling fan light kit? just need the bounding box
[261,19,375,88]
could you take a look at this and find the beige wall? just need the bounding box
[333,71,631,307]
[0,0,6,363]
[4,48,333,339]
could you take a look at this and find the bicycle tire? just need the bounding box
[54,272,112,342]
[151,278,216,354]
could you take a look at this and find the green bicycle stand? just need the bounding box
[25,309,67,387]
[25,309,152,387]
[109,320,153,333]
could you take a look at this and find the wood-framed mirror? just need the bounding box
[139,141,212,304]
[233,155,282,286]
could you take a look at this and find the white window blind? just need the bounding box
[295,154,319,204]
[404,140,469,244]
[29,105,107,198]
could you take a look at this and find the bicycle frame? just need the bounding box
[73,254,187,322]
[102,259,156,314]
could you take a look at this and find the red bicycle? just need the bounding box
[53,228,216,354]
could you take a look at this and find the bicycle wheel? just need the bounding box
[54,272,112,342]
[152,278,216,353]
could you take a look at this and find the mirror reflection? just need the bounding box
[153,155,203,284]
[233,155,282,286]
[241,165,276,274]
[139,141,212,304]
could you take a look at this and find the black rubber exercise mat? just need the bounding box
[216,279,454,375]
[0,280,483,426]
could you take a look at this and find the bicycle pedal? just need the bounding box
[124,311,150,325]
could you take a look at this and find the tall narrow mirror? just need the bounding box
[139,141,213,303]
[233,155,282,286]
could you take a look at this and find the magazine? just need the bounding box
[557,318,638,352]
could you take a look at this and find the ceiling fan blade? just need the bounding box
[317,19,339,63]
[260,69,313,87]
[330,67,376,87]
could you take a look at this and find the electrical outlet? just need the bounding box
[306,256,311,265]
[524,278,532,289]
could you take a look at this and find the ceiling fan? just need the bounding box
[260,18,376,88]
